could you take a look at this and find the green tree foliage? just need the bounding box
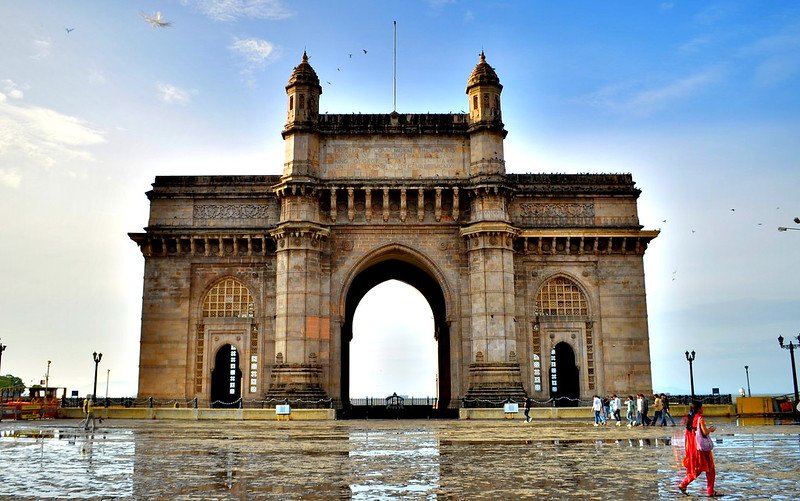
[0,374,25,396]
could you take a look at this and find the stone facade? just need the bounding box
[130,52,658,408]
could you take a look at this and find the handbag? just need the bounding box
[696,427,714,451]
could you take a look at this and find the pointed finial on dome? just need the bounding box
[467,50,501,90]
[302,50,309,63]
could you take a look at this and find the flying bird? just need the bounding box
[142,11,172,28]
[349,53,352,58]
[65,27,74,34]
[362,49,368,54]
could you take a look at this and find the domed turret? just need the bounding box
[284,51,322,130]
[466,51,503,128]
[467,51,502,90]
[287,51,322,91]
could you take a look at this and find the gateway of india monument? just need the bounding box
[129,52,658,410]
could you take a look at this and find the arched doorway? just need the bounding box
[550,342,579,407]
[210,344,242,408]
[342,258,451,416]
[350,280,437,398]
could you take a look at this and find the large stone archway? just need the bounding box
[340,253,452,409]
[130,52,659,409]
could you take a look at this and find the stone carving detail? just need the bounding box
[194,204,270,219]
[519,203,595,219]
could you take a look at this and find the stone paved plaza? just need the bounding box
[1,418,798,499]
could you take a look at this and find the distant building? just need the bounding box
[130,52,658,409]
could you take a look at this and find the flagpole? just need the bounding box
[393,20,397,112]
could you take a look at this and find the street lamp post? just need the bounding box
[777,335,800,411]
[105,369,110,407]
[0,339,6,374]
[685,350,696,401]
[92,352,103,404]
[744,365,751,397]
[778,216,800,232]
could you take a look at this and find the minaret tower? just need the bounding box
[461,52,525,403]
[267,52,329,403]
[466,51,506,179]
[282,51,322,180]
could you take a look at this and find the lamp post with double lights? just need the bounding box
[0,339,6,374]
[777,335,800,411]
[685,350,696,401]
[92,352,102,404]
[744,365,751,397]
[778,216,800,232]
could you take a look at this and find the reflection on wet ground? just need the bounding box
[0,419,798,499]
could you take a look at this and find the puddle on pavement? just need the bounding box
[1,421,799,499]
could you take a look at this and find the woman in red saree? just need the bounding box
[679,401,721,496]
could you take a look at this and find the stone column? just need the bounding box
[267,222,330,403]
[461,221,525,403]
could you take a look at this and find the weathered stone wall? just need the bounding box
[319,135,470,180]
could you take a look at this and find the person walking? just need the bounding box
[625,395,636,427]
[523,396,533,423]
[81,394,96,432]
[592,395,603,426]
[610,394,622,426]
[661,393,677,426]
[651,393,664,426]
[678,401,721,496]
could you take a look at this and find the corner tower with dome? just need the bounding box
[130,52,658,413]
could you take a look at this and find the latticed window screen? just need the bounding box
[202,278,254,318]
[535,276,588,316]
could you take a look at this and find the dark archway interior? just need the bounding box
[210,344,242,408]
[551,342,580,407]
[342,258,451,411]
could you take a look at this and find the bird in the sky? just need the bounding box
[142,11,172,28]
[349,53,352,58]
[337,68,340,71]
[730,208,735,212]
[363,49,368,54]
[65,27,74,34]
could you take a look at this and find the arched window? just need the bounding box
[535,276,588,317]
[202,278,254,318]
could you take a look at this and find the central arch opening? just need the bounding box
[342,258,452,418]
[350,280,437,398]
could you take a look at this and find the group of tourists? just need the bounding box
[591,392,677,427]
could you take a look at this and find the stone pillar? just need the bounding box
[267,221,330,404]
[461,217,525,402]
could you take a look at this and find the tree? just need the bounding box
[0,374,25,398]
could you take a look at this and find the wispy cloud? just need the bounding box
[0,91,106,170]
[156,82,196,105]
[737,26,800,87]
[0,168,22,188]
[182,0,293,21]
[31,38,52,61]
[229,37,278,85]
[2,79,25,99]
[579,68,723,116]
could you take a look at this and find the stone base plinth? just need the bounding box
[463,362,527,405]
[264,364,329,407]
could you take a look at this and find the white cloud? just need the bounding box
[229,37,275,64]
[229,37,278,85]
[0,98,106,168]
[182,0,293,21]
[2,79,24,99]
[0,168,22,188]
[156,82,195,105]
[580,68,723,116]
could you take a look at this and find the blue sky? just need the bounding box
[1,1,798,400]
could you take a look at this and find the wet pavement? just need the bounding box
[0,418,798,500]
